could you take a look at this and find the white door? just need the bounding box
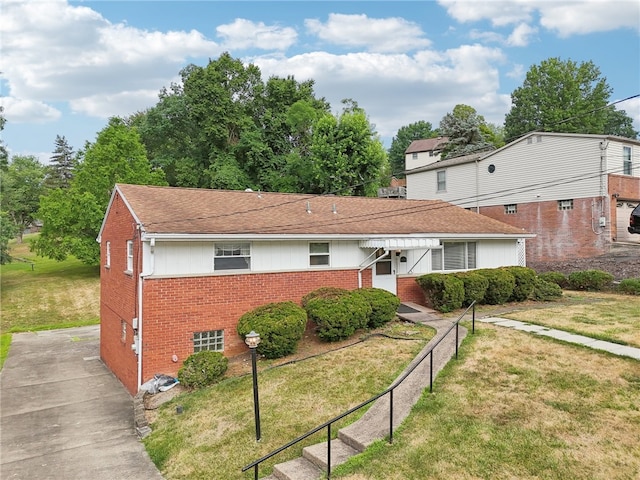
[372,254,397,294]
[616,201,640,244]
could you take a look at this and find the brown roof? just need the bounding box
[405,137,448,154]
[114,184,528,237]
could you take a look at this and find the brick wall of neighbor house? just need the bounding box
[397,276,426,305]
[136,269,374,392]
[100,191,140,394]
[479,197,609,262]
[609,174,640,238]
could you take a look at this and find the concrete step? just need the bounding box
[302,438,360,471]
[272,457,323,480]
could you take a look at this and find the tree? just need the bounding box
[439,105,495,158]
[0,106,8,171]
[0,211,19,264]
[309,102,389,196]
[45,135,76,189]
[603,107,639,139]
[388,121,437,177]
[0,155,47,242]
[504,57,636,140]
[32,118,167,265]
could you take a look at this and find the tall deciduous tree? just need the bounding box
[45,135,76,189]
[0,155,47,243]
[32,118,166,265]
[0,107,8,171]
[504,57,636,140]
[439,105,495,159]
[388,121,437,177]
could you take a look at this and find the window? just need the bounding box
[214,243,251,270]
[437,170,446,192]
[623,146,632,175]
[429,150,434,157]
[411,152,418,160]
[431,242,476,271]
[504,204,517,214]
[105,241,111,268]
[309,242,330,266]
[558,199,573,211]
[126,240,133,272]
[193,330,224,352]
[121,320,127,343]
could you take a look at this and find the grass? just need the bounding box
[143,322,435,480]
[333,321,640,480]
[0,234,100,367]
[501,291,640,347]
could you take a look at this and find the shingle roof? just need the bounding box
[114,184,529,237]
[405,137,448,154]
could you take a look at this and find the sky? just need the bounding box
[2,0,639,163]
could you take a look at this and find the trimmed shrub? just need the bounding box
[618,278,640,295]
[301,286,349,308]
[532,277,563,301]
[567,270,614,291]
[416,273,464,313]
[355,288,400,328]
[305,291,372,342]
[454,271,488,306]
[538,271,568,288]
[502,266,536,301]
[178,351,228,389]
[475,268,516,305]
[237,301,307,359]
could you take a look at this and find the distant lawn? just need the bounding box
[1,234,100,334]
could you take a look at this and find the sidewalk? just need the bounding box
[479,317,640,360]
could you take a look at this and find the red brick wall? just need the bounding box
[609,174,640,240]
[479,197,610,262]
[99,191,140,395]
[140,269,374,387]
[397,276,425,305]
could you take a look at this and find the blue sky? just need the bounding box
[2,0,639,163]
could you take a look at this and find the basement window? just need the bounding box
[193,330,224,352]
[504,204,517,214]
[558,199,574,211]
[214,243,251,270]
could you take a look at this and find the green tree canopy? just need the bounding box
[45,135,77,189]
[388,121,437,177]
[32,118,167,265]
[0,155,47,243]
[504,57,637,140]
[439,104,496,158]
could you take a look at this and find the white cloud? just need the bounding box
[439,0,535,27]
[0,0,219,121]
[69,89,162,119]
[217,19,298,50]
[507,23,538,46]
[305,13,431,53]
[0,97,61,123]
[506,64,526,79]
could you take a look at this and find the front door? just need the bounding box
[372,252,396,294]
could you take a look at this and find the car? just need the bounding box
[629,203,640,234]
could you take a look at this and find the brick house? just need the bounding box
[98,184,532,394]
[406,132,640,262]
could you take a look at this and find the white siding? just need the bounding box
[608,141,640,178]
[405,151,443,170]
[476,240,519,268]
[153,241,213,275]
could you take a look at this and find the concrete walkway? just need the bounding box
[479,317,640,360]
[0,326,164,480]
[262,304,466,480]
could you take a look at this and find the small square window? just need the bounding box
[504,204,517,214]
[558,199,574,211]
[193,330,224,352]
[411,152,418,160]
[309,242,330,266]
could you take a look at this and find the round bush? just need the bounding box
[617,278,640,295]
[475,269,515,305]
[532,277,563,301]
[354,288,400,328]
[416,273,464,313]
[538,271,567,288]
[305,291,371,342]
[454,271,488,306]
[567,270,613,291]
[501,266,536,302]
[178,351,228,389]
[301,286,349,308]
[237,301,308,359]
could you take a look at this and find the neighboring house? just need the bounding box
[406,132,640,263]
[404,137,449,170]
[377,177,406,198]
[98,184,532,394]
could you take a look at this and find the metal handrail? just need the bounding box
[242,302,476,479]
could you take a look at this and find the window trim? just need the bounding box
[309,242,330,267]
[214,242,251,271]
[623,146,632,175]
[193,330,224,352]
[431,242,477,271]
[436,170,446,192]
[126,240,133,273]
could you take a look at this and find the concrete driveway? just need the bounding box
[0,326,163,480]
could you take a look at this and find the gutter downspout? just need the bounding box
[136,236,155,391]
[358,249,390,288]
